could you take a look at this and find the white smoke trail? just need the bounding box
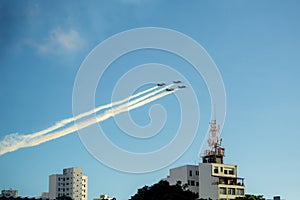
[0,89,175,156]
[0,85,171,154]
[71,85,162,121]
[109,84,173,115]
[121,89,178,112]
[23,85,168,139]
[27,90,174,147]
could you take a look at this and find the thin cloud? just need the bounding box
[30,28,86,54]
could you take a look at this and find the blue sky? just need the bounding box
[1,1,300,200]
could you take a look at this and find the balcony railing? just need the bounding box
[212,177,244,186]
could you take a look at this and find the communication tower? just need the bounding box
[202,119,225,164]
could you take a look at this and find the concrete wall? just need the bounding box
[82,176,88,200]
[211,163,237,178]
[164,165,199,194]
[199,163,218,200]
[49,174,59,200]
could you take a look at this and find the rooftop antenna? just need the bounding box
[201,103,225,163]
[207,118,221,149]
[208,101,221,149]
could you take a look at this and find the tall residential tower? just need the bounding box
[49,167,88,200]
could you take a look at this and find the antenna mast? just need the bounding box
[208,119,221,150]
[202,118,225,164]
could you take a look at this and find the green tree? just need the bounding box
[235,194,265,200]
[56,195,73,200]
[129,180,198,200]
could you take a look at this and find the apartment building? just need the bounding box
[164,119,246,200]
[49,167,88,200]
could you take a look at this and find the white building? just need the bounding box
[199,162,245,200]
[164,165,199,194]
[38,192,49,199]
[164,119,246,200]
[49,167,88,200]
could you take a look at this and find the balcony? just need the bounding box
[212,177,244,186]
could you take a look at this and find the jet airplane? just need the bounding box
[173,81,182,84]
[178,85,186,89]
[166,88,174,91]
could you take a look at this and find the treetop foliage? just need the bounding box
[129,180,198,200]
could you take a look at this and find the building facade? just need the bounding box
[199,162,245,200]
[164,120,246,200]
[164,165,199,194]
[38,192,49,199]
[49,167,88,200]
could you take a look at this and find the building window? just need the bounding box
[188,180,190,185]
[189,170,192,176]
[228,188,236,195]
[220,187,226,195]
[196,182,199,186]
[224,170,228,174]
[221,167,223,172]
[229,169,234,175]
[196,170,199,176]
[191,180,195,186]
[214,166,219,173]
[237,189,244,195]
